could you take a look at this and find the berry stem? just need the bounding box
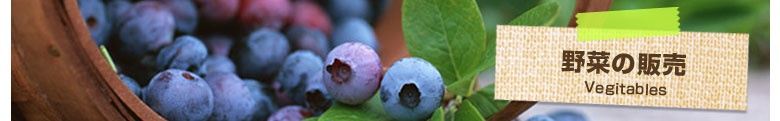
[100,45,117,72]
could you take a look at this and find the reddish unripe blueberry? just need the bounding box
[195,0,240,23]
[238,0,291,30]
[290,0,331,35]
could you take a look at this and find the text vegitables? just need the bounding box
[561,50,684,96]
[584,81,667,96]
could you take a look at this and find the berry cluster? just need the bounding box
[76,0,450,121]
[526,110,588,121]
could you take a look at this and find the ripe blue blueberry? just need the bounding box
[271,81,296,106]
[159,0,199,33]
[526,115,555,121]
[156,35,208,71]
[236,28,290,81]
[327,0,371,22]
[202,35,234,56]
[119,74,142,98]
[380,57,444,121]
[548,110,588,121]
[198,55,236,75]
[323,42,382,105]
[143,69,214,121]
[118,1,175,59]
[244,79,279,121]
[372,0,392,22]
[204,72,257,121]
[275,51,323,105]
[267,106,312,121]
[77,0,110,45]
[303,71,332,116]
[105,0,131,39]
[284,26,330,58]
[331,18,378,52]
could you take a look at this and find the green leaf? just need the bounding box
[445,76,478,98]
[303,117,319,121]
[428,107,445,121]
[467,84,509,118]
[317,93,394,121]
[508,1,560,26]
[553,0,577,27]
[454,100,485,121]
[402,0,492,96]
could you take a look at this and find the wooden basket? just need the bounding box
[10,0,610,120]
[12,0,163,120]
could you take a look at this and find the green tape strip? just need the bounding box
[576,7,680,41]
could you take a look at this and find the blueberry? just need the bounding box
[198,55,236,75]
[195,0,240,23]
[323,42,382,105]
[271,80,296,106]
[526,115,555,121]
[380,57,444,121]
[273,51,334,115]
[548,110,588,121]
[113,59,158,86]
[105,0,132,38]
[77,0,110,45]
[244,79,279,121]
[118,1,175,59]
[236,28,290,81]
[303,71,332,116]
[156,35,208,71]
[275,51,323,105]
[371,0,392,22]
[267,106,312,121]
[284,26,330,58]
[290,0,332,35]
[331,18,379,52]
[238,0,291,30]
[143,69,214,121]
[202,35,234,56]
[119,74,142,98]
[105,0,132,21]
[204,73,257,121]
[159,0,199,33]
[326,0,371,22]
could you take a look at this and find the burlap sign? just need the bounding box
[495,26,748,110]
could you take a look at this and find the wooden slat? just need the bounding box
[567,0,614,27]
[11,0,164,120]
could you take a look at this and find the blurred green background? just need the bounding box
[478,0,769,69]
